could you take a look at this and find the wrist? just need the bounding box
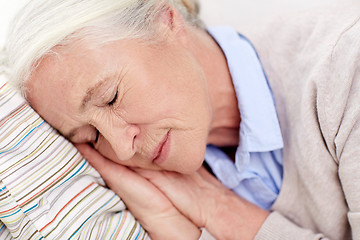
[205,189,269,240]
[145,213,201,240]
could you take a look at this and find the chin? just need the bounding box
[175,140,208,174]
[174,151,206,174]
[179,162,204,174]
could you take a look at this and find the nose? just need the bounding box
[101,123,140,161]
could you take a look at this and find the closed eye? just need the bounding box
[94,129,100,143]
[108,90,118,106]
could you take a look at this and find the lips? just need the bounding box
[152,130,171,164]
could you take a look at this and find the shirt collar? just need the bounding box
[207,26,283,164]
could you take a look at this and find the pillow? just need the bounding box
[0,77,149,239]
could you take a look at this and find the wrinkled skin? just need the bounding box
[26,5,268,240]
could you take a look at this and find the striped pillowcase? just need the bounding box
[0,76,149,240]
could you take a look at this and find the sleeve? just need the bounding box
[334,55,360,239]
[255,212,327,240]
[338,115,360,240]
[251,5,360,240]
[325,8,360,238]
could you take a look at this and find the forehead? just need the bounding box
[29,49,82,99]
[27,38,166,105]
[26,38,167,125]
[26,42,104,130]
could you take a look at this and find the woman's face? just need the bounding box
[27,37,212,173]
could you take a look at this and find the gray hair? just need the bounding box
[1,0,202,98]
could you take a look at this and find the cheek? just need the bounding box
[118,82,172,123]
[171,131,207,174]
[96,138,137,167]
[96,138,118,162]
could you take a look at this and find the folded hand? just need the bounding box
[76,143,201,240]
[134,166,269,240]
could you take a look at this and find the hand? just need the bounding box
[134,167,270,240]
[75,143,201,240]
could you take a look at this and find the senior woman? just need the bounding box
[3,0,360,239]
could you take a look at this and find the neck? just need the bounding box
[188,27,240,147]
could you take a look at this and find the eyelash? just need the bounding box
[108,90,118,106]
[93,87,117,144]
[94,130,100,143]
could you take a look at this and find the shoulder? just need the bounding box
[244,4,360,80]
[246,4,360,161]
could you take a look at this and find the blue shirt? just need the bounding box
[205,26,284,210]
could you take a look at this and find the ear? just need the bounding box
[157,5,189,46]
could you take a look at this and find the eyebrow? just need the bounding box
[67,75,113,141]
[81,75,112,111]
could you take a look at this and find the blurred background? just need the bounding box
[0,0,353,48]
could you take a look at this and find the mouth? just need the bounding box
[152,130,171,165]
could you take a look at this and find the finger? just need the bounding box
[133,168,211,226]
[197,166,224,188]
[76,145,201,240]
[75,144,172,213]
[76,143,126,179]
[133,166,224,189]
